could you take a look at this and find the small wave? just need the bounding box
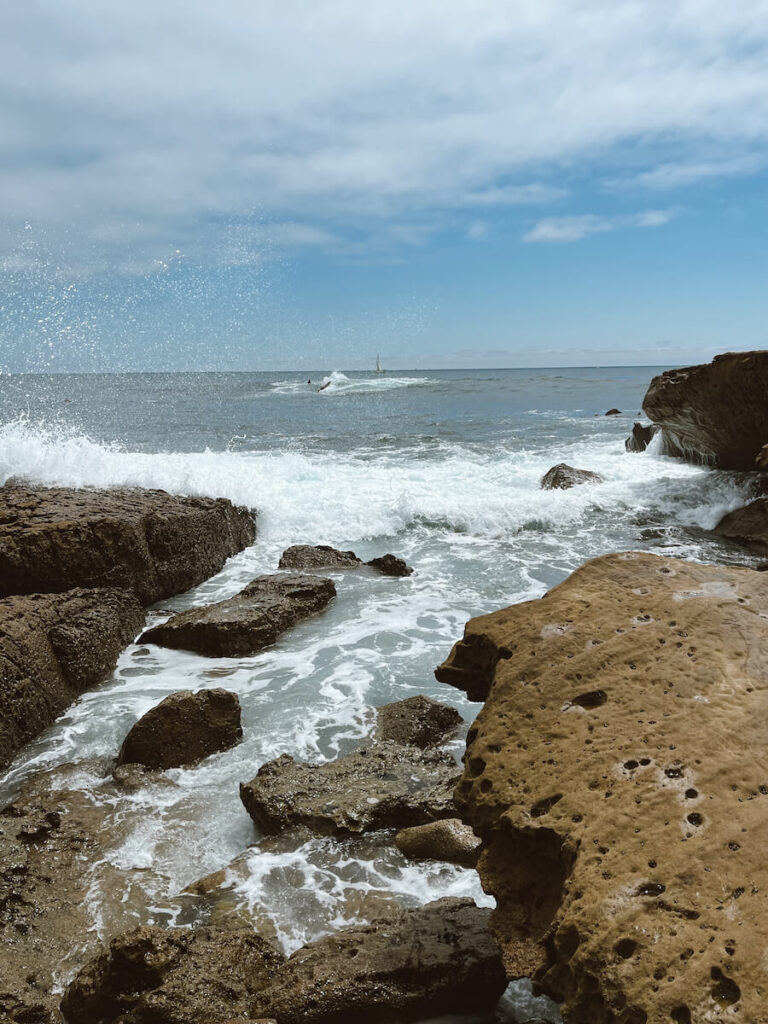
[271,371,431,396]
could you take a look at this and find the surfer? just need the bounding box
[307,378,311,384]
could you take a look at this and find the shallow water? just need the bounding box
[0,367,756,1019]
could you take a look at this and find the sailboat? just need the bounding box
[375,354,385,374]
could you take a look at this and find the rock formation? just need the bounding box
[395,818,481,867]
[436,551,768,1023]
[373,694,461,748]
[642,350,768,469]
[278,544,362,570]
[540,464,603,490]
[253,898,506,1024]
[0,485,255,604]
[366,553,413,576]
[0,588,144,769]
[605,408,622,416]
[117,689,242,769]
[140,574,335,656]
[624,422,659,453]
[714,498,768,556]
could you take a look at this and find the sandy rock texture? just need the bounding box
[61,926,285,1024]
[374,694,461,748]
[0,485,255,604]
[642,350,768,469]
[395,818,481,867]
[117,689,242,769]
[540,464,603,490]
[140,574,335,656]
[437,551,768,1023]
[0,588,144,769]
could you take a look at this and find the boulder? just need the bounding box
[278,544,362,570]
[395,818,481,868]
[714,498,768,556]
[540,464,603,490]
[366,553,413,576]
[240,742,459,836]
[140,574,335,657]
[0,588,144,770]
[605,408,622,416]
[642,350,768,469]
[0,485,255,604]
[374,695,461,748]
[253,898,506,1024]
[117,689,242,769]
[438,551,768,1023]
[61,926,285,1024]
[624,421,659,453]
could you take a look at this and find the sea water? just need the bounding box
[0,367,755,1020]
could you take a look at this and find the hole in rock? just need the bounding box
[685,789,698,799]
[530,794,563,818]
[686,813,703,827]
[572,689,608,709]
[671,1007,692,1024]
[711,966,740,1006]
[479,778,493,794]
[624,760,639,770]
[665,766,684,779]
[468,757,486,777]
[615,938,638,959]
[635,881,665,897]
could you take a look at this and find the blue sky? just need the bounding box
[2,0,768,371]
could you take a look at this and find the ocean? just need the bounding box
[0,367,755,1020]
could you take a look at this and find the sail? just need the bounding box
[375,354,383,373]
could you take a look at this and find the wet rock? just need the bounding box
[61,926,285,1024]
[374,695,461,748]
[366,553,414,576]
[254,898,506,1024]
[0,588,144,770]
[240,741,459,836]
[714,498,768,556]
[605,408,622,416]
[440,551,768,1022]
[0,485,255,604]
[540,464,603,490]
[117,689,242,769]
[140,574,335,657]
[278,544,362,570]
[395,818,481,867]
[642,350,768,469]
[624,421,659,453]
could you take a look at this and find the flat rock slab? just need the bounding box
[61,926,285,1024]
[0,588,144,770]
[540,463,603,490]
[117,689,242,769]
[395,818,481,868]
[278,544,362,570]
[140,574,335,657]
[254,898,506,1024]
[643,350,768,469]
[374,694,461,748]
[0,484,255,604]
[439,551,768,1023]
[240,741,460,836]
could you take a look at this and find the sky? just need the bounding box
[2,0,768,371]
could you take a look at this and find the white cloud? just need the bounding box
[524,209,674,243]
[467,220,489,240]
[612,155,765,190]
[1,1,768,270]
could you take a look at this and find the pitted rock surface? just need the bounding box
[140,574,335,657]
[0,588,144,769]
[240,741,459,836]
[540,464,603,490]
[374,694,461,748]
[0,485,255,604]
[437,551,768,1023]
[253,898,506,1024]
[278,544,362,570]
[642,350,768,469]
[117,689,242,769]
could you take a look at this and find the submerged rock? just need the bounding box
[140,574,335,657]
[642,350,768,469]
[61,926,285,1024]
[624,421,659,453]
[253,898,506,1024]
[240,741,459,836]
[395,818,481,867]
[540,463,603,490]
[439,551,768,1022]
[117,689,242,769]
[278,544,362,570]
[0,485,255,604]
[366,553,413,576]
[714,498,768,556]
[374,694,461,748]
[0,588,144,770]
[604,408,622,416]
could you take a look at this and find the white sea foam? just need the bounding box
[270,370,431,395]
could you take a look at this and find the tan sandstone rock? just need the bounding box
[436,551,768,1023]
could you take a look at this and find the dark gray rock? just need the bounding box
[714,498,768,555]
[253,898,506,1024]
[0,485,255,604]
[374,695,461,748]
[140,574,335,657]
[240,742,459,836]
[366,553,413,576]
[605,408,622,416]
[540,464,603,490]
[278,544,362,570]
[625,421,659,453]
[395,818,481,868]
[117,689,242,769]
